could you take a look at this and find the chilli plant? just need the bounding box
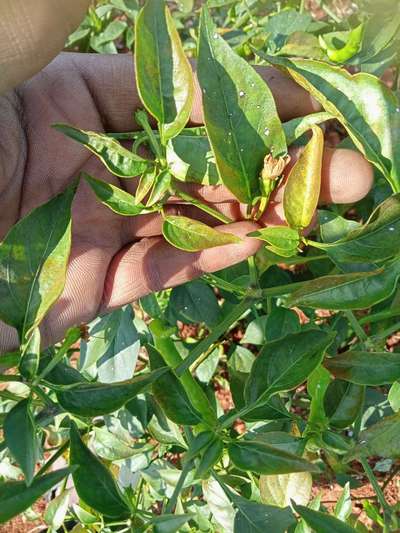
[1,0,400,532]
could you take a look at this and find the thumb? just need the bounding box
[0,0,90,95]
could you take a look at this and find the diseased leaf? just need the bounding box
[69,422,130,518]
[146,170,171,206]
[346,412,400,460]
[166,129,221,185]
[293,503,357,533]
[44,490,71,530]
[249,226,300,257]
[319,24,364,63]
[148,344,202,425]
[0,184,75,339]
[260,471,312,507]
[334,483,352,522]
[283,126,324,230]
[259,54,400,192]
[325,351,400,385]
[84,174,155,216]
[228,440,318,475]
[19,328,41,381]
[136,167,157,204]
[283,112,332,146]
[388,381,400,412]
[198,7,286,203]
[287,258,400,310]
[162,215,240,251]
[311,194,400,264]
[244,330,334,409]
[135,0,194,143]
[54,124,150,177]
[324,380,364,429]
[56,368,168,416]
[0,468,72,524]
[4,400,41,487]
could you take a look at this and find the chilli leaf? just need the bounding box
[148,345,202,425]
[84,174,156,216]
[135,0,194,144]
[4,399,41,486]
[54,124,150,178]
[259,54,400,192]
[198,7,286,204]
[346,412,400,460]
[325,351,400,385]
[324,380,364,429]
[56,368,168,416]
[309,194,400,263]
[0,468,73,524]
[0,183,75,339]
[244,330,334,409]
[293,503,357,533]
[69,422,130,518]
[283,126,324,230]
[162,215,240,251]
[228,440,318,475]
[287,258,400,310]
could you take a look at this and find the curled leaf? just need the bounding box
[283,126,324,229]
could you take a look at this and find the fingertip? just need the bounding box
[319,148,374,204]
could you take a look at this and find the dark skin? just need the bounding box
[0,51,373,352]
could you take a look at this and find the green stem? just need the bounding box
[108,132,141,141]
[360,457,391,517]
[370,320,400,342]
[165,460,193,514]
[190,344,217,373]
[34,327,80,385]
[174,296,255,376]
[173,187,234,225]
[359,307,400,326]
[202,274,247,295]
[247,255,259,289]
[343,310,369,343]
[0,374,23,383]
[135,110,165,161]
[36,440,70,477]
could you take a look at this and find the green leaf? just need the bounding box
[244,330,334,409]
[0,184,75,339]
[135,0,194,144]
[230,493,296,533]
[388,381,400,412]
[319,210,360,244]
[283,112,332,146]
[248,226,300,255]
[283,126,324,230]
[260,471,312,508]
[152,514,192,533]
[166,129,221,185]
[84,174,155,216]
[293,503,357,533]
[44,489,71,530]
[146,170,171,206]
[54,124,150,177]
[195,437,223,479]
[19,328,41,381]
[198,7,286,203]
[324,380,364,429]
[162,215,240,251]
[136,167,157,204]
[56,368,167,416]
[148,344,202,425]
[167,279,221,327]
[0,468,72,524]
[69,422,130,518]
[259,54,400,192]
[4,399,41,486]
[228,440,318,475]
[325,351,400,385]
[202,478,235,532]
[184,431,216,463]
[265,307,300,341]
[345,412,400,461]
[334,483,352,522]
[312,195,400,264]
[287,259,400,310]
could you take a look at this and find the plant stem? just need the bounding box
[108,132,141,140]
[0,374,23,383]
[174,296,255,376]
[34,328,80,385]
[202,274,247,295]
[135,110,165,161]
[343,310,369,343]
[165,460,193,514]
[173,187,234,224]
[370,321,400,342]
[247,255,259,289]
[36,439,70,477]
[359,307,400,325]
[360,457,391,518]
[190,344,217,374]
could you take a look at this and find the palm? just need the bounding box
[0,53,373,351]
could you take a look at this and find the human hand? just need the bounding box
[0,5,373,352]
